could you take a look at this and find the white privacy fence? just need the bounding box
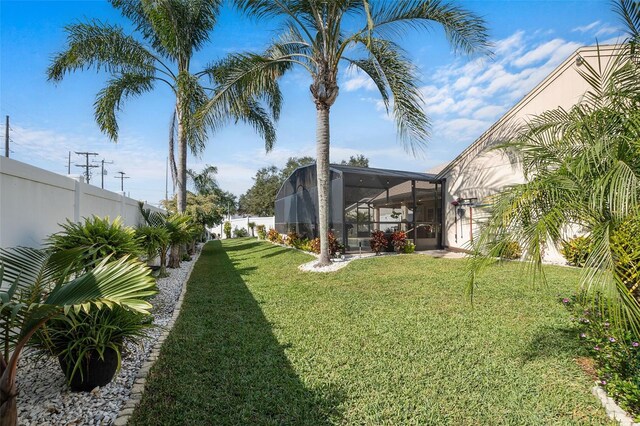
[211,216,275,239]
[0,156,164,249]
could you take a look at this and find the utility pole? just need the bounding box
[93,158,114,189]
[114,171,130,192]
[67,151,71,174]
[5,116,9,158]
[75,151,99,184]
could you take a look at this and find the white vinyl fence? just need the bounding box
[0,156,164,249]
[211,216,275,239]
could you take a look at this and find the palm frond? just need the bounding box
[94,73,155,141]
[47,20,156,83]
[354,37,430,153]
[368,0,491,56]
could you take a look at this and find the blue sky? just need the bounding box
[0,0,625,206]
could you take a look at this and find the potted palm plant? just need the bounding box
[33,305,152,391]
[0,247,157,426]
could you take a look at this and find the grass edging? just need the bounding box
[592,385,639,426]
[112,246,203,426]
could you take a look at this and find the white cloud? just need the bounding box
[513,38,571,68]
[572,21,601,33]
[595,24,620,37]
[343,68,377,92]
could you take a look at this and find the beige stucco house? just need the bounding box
[436,44,620,255]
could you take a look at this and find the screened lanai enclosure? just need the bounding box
[275,164,444,252]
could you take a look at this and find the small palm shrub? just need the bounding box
[561,236,593,267]
[500,241,522,260]
[256,225,267,240]
[391,231,407,253]
[223,221,232,239]
[370,230,388,255]
[248,222,256,237]
[135,225,170,268]
[48,216,142,271]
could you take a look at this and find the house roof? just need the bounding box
[328,164,439,181]
[434,44,622,180]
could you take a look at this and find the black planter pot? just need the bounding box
[58,347,119,392]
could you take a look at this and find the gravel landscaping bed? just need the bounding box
[15,249,200,426]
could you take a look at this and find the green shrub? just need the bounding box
[500,241,522,260]
[370,230,388,255]
[561,236,593,267]
[232,227,248,238]
[611,214,640,302]
[248,222,256,237]
[223,221,232,239]
[256,225,267,240]
[404,241,416,254]
[564,295,640,419]
[48,216,142,271]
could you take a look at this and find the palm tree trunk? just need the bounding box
[0,374,17,426]
[316,105,331,266]
[176,100,188,213]
[168,243,181,268]
[159,245,168,276]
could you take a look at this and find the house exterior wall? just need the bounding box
[0,156,163,249]
[439,45,619,258]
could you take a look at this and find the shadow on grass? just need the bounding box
[129,241,341,425]
[261,248,291,259]
[520,325,586,363]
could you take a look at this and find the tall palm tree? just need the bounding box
[204,0,490,265]
[468,1,640,332]
[48,0,280,212]
[0,248,157,426]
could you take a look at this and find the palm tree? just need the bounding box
[187,164,219,195]
[468,1,640,332]
[204,0,490,265]
[0,247,157,426]
[48,0,280,212]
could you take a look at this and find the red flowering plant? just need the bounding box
[370,230,388,255]
[308,232,343,256]
[391,231,408,253]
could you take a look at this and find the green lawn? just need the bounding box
[129,239,610,425]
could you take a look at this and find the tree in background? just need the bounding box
[341,155,369,168]
[280,156,316,180]
[48,0,279,213]
[238,166,281,216]
[210,0,490,265]
[187,164,219,196]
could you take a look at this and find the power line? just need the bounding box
[75,151,99,184]
[5,116,9,158]
[114,171,130,192]
[93,158,114,189]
